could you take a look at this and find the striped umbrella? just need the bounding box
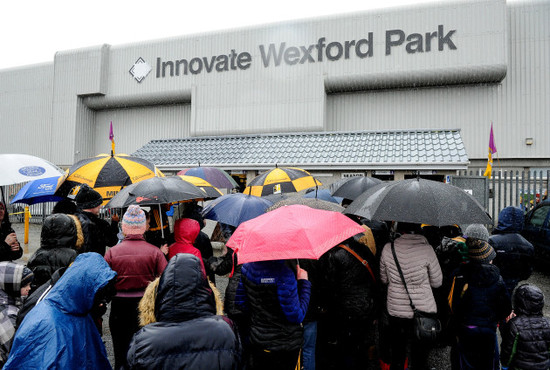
[244,167,322,197]
[58,154,163,205]
[177,175,223,199]
[177,167,238,190]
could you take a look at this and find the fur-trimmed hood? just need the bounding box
[139,254,223,326]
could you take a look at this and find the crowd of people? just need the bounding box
[0,182,549,369]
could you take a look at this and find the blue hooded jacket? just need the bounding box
[4,253,116,369]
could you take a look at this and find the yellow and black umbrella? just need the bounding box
[58,154,163,205]
[177,175,223,199]
[244,167,322,197]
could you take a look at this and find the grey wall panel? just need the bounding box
[0,64,54,159]
[94,104,190,156]
[327,1,550,161]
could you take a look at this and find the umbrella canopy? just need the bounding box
[59,154,163,205]
[177,167,238,190]
[303,188,340,204]
[330,176,383,200]
[345,178,492,227]
[177,175,223,199]
[105,176,207,208]
[202,193,274,228]
[226,204,365,264]
[0,154,64,186]
[10,175,65,205]
[244,167,322,197]
[267,196,344,213]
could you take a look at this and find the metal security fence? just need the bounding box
[456,170,550,223]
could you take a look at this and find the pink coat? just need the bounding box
[168,218,205,272]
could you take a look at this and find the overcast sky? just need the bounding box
[0,0,445,70]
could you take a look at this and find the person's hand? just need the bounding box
[160,244,169,255]
[111,214,120,222]
[5,233,19,249]
[297,265,308,280]
[506,311,516,323]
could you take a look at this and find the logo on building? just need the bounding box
[129,57,152,83]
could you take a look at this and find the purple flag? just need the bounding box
[109,121,114,141]
[489,122,497,154]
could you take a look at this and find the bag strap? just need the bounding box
[390,240,416,311]
[338,244,376,282]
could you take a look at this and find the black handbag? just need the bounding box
[390,241,442,343]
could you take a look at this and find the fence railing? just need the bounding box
[457,170,550,222]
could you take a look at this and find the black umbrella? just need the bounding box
[344,178,492,227]
[105,176,207,209]
[330,176,383,200]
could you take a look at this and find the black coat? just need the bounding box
[449,262,511,331]
[501,284,550,370]
[0,225,22,262]
[76,211,118,256]
[127,254,241,370]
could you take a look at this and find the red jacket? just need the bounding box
[168,218,204,272]
[105,234,167,297]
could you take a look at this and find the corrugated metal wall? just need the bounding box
[326,0,550,160]
[94,104,191,155]
[0,64,53,158]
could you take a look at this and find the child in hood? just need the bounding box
[168,218,206,272]
[500,284,550,370]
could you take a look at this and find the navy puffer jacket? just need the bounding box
[501,284,550,370]
[489,207,534,292]
[450,261,511,331]
[127,254,241,370]
[236,260,311,352]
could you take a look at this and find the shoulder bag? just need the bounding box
[390,240,442,343]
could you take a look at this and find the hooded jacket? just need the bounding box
[489,207,534,291]
[168,218,203,264]
[501,284,550,369]
[236,260,311,352]
[449,261,511,330]
[127,254,241,369]
[380,233,443,319]
[4,253,116,369]
[27,213,82,291]
[0,262,25,365]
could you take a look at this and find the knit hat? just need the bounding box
[74,184,103,210]
[467,239,496,263]
[122,205,147,235]
[464,224,490,242]
[21,267,34,288]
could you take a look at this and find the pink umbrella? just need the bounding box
[226,204,365,264]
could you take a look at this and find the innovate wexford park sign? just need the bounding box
[149,26,457,79]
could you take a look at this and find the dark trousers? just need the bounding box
[248,345,300,370]
[388,315,429,370]
[109,296,141,370]
[451,325,499,370]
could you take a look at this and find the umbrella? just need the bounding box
[226,204,365,264]
[202,193,274,227]
[0,154,64,186]
[244,167,322,197]
[177,175,223,199]
[345,178,492,227]
[105,176,207,209]
[267,196,344,213]
[177,167,238,190]
[330,176,383,200]
[10,176,65,205]
[303,188,340,204]
[58,153,163,205]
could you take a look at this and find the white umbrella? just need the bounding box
[0,154,65,186]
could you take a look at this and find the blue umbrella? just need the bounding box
[11,176,65,205]
[201,193,274,228]
[303,188,341,204]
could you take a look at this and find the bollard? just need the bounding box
[24,206,30,245]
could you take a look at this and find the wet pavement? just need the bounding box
[11,222,550,369]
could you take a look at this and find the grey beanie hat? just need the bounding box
[464,224,490,242]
